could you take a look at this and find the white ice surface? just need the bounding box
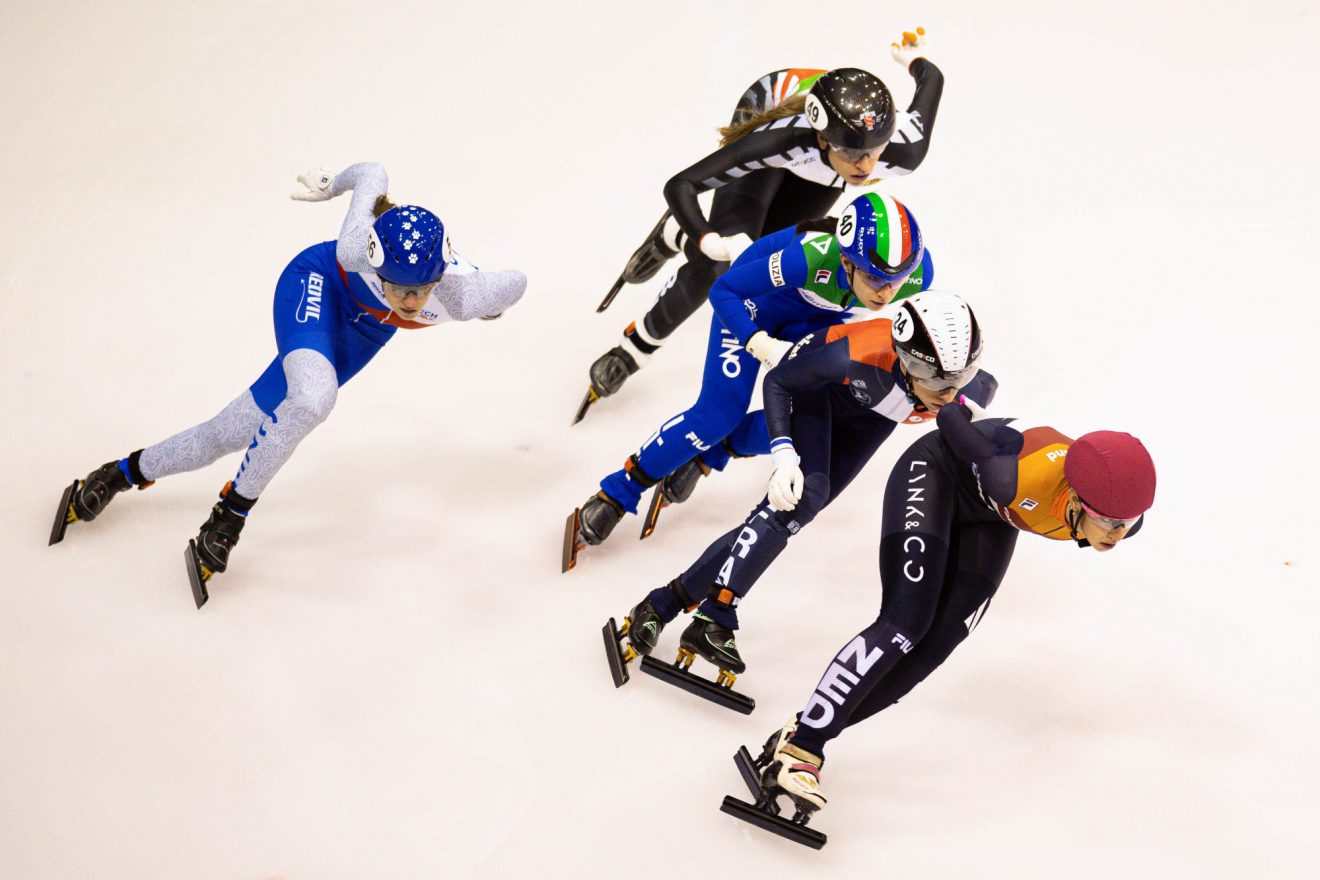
[2,1,1318,878]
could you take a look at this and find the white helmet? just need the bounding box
[890,290,983,390]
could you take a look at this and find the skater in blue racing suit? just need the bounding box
[51,163,526,595]
[567,191,934,559]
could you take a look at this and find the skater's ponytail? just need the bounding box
[373,194,398,217]
[717,94,808,147]
[794,216,838,235]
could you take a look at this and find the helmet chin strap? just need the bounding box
[896,363,929,412]
[1065,499,1090,547]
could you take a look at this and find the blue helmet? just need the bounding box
[367,205,449,286]
[835,192,923,284]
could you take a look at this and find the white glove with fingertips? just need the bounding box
[291,167,339,202]
[698,232,753,263]
[768,448,804,512]
[745,331,793,369]
[891,27,929,69]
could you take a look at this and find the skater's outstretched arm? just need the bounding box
[663,125,818,245]
[871,56,944,179]
[289,162,391,273]
[429,257,528,322]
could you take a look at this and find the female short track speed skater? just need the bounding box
[563,191,934,572]
[49,163,527,607]
[575,28,943,423]
[605,292,996,713]
[721,405,1158,847]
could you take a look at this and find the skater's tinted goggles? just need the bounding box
[902,352,982,392]
[1078,499,1141,531]
[826,141,888,163]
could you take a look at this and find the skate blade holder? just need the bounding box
[638,647,755,715]
[602,617,640,687]
[562,508,585,572]
[184,539,212,609]
[720,746,827,849]
[48,480,80,545]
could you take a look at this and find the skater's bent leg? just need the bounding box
[230,349,339,499]
[690,393,837,626]
[137,390,269,482]
[788,445,961,757]
[635,169,785,342]
[691,475,828,629]
[843,525,1017,728]
[600,319,760,512]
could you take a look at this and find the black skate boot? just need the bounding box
[603,578,698,686]
[589,346,639,397]
[639,587,754,714]
[596,209,684,313]
[574,324,662,424]
[580,492,624,545]
[640,455,712,539]
[721,719,828,848]
[184,485,254,608]
[679,612,746,675]
[562,491,627,572]
[50,451,153,545]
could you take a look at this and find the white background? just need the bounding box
[2,1,1317,877]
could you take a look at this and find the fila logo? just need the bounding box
[814,269,832,285]
[684,431,711,452]
[1018,498,1038,511]
[768,251,785,287]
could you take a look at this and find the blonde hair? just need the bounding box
[716,94,809,148]
[372,194,398,217]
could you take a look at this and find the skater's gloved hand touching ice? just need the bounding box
[291,166,340,202]
[891,26,929,70]
[698,232,753,263]
[768,448,804,511]
[745,331,793,369]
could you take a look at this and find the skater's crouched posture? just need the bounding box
[50,163,527,604]
[581,29,944,413]
[730,406,1157,836]
[564,191,934,570]
[616,292,996,693]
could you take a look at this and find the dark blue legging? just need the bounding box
[789,432,1019,757]
[645,386,898,623]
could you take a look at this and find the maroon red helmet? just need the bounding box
[1065,432,1156,520]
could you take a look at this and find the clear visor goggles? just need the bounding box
[1078,498,1141,531]
[826,140,888,163]
[900,349,982,392]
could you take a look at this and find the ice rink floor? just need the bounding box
[2,2,1317,878]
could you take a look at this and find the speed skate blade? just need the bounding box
[572,388,601,426]
[720,795,827,849]
[562,509,583,573]
[639,486,668,540]
[48,480,79,545]
[595,275,628,313]
[639,655,755,714]
[185,539,210,609]
[602,618,631,687]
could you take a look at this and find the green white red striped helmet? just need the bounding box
[835,192,923,285]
